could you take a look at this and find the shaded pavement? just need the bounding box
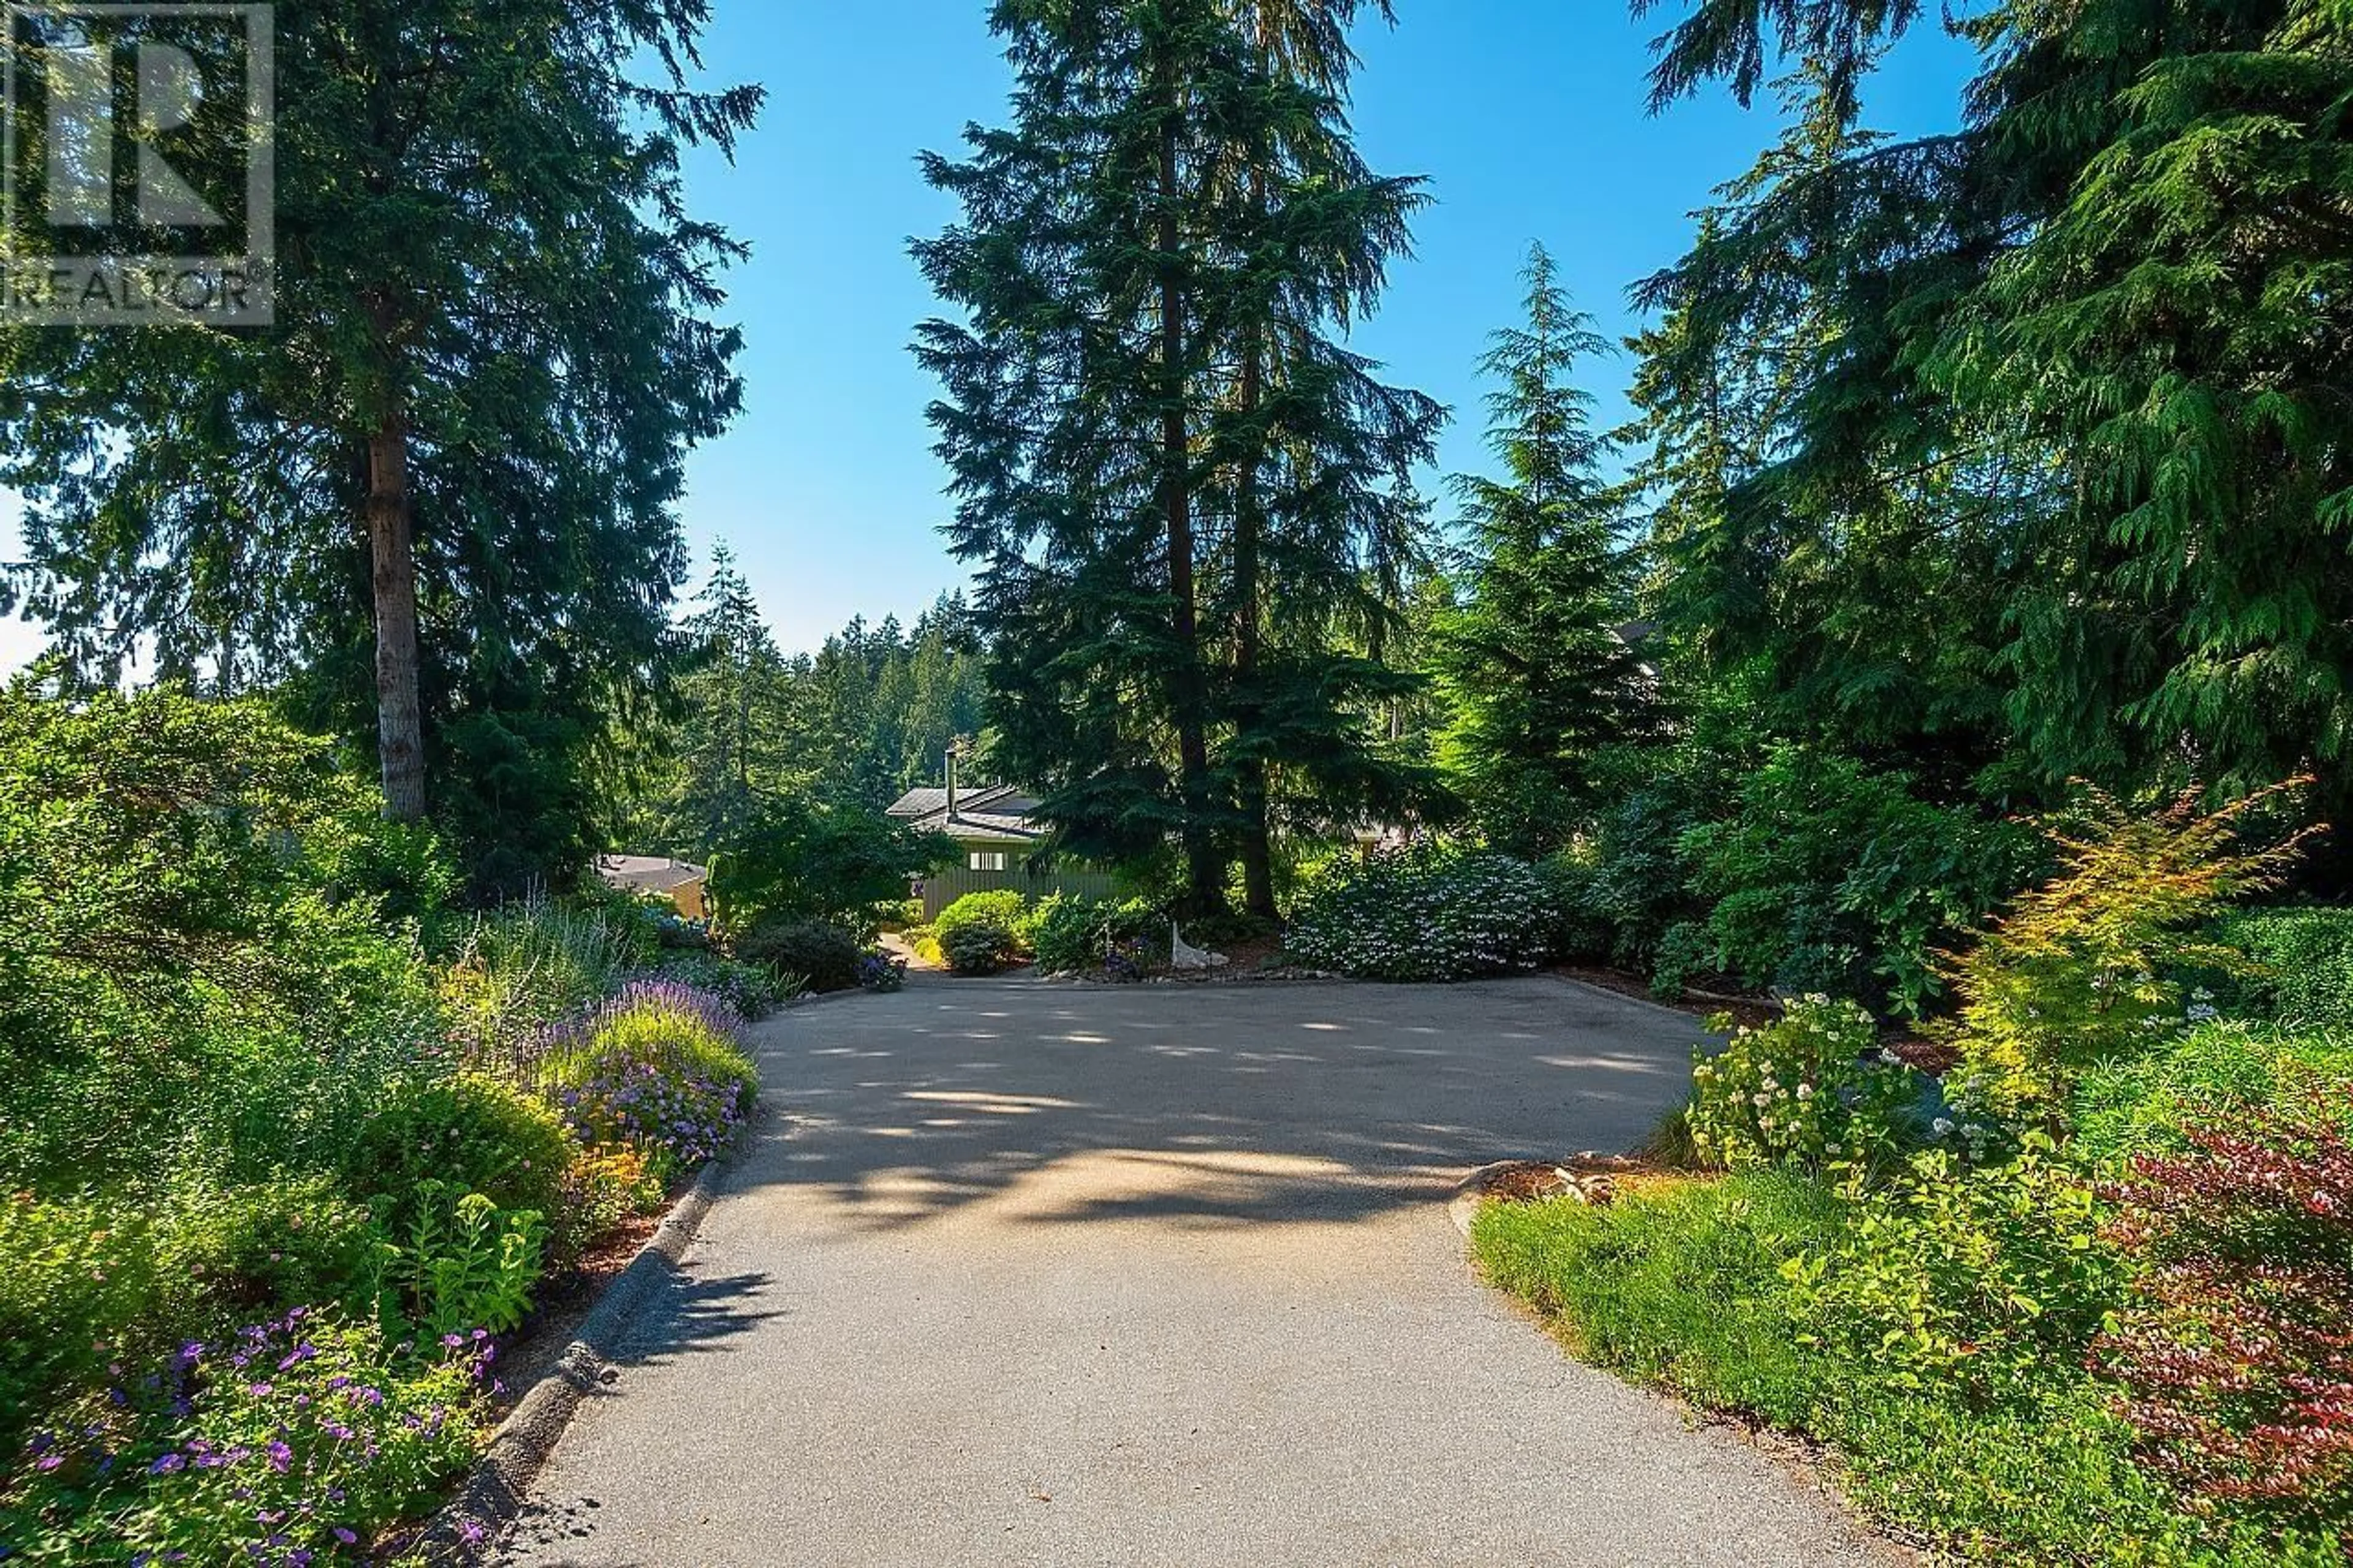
[496,975,1890,1567]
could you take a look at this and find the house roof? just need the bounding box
[596,855,708,895]
[885,784,1047,842]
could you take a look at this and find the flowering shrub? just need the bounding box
[0,1312,484,1565]
[858,951,907,993]
[1284,847,1555,982]
[650,950,789,1019]
[544,994,758,1181]
[1688,998,1923,1177]
[591,979,748,1049]
[1788,1137,2127,1407]
[2095,1086,2353,1532]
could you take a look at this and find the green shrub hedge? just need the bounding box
[932,891,1030,975]
[735,918,863,993]
[1021,893,1163,975]
[2216,906,2353,1029]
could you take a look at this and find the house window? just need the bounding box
[969,850,1009,873]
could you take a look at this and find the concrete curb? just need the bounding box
[784,987,867,1010]
[1537,971,1719,1026]
[412,1134,743,1564]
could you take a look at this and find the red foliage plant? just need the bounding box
[2094,1086,2353,1533]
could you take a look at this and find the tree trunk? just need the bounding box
[367,396,428,823]
[1156,49,1223,918]
[1235,310,1278,920]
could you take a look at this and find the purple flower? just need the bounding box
[266,1441,292,1473]
[148,1452,186,1475]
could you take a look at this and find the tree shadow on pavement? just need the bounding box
[735,975,1705,1236]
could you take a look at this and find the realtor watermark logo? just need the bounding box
[2,2,273,326]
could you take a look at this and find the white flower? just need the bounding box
[1795,1083,1814,1101]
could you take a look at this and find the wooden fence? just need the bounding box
[915,864,1126,921]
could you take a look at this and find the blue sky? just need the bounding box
[0,1,1979,671]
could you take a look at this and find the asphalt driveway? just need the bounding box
[496,975,1889,1567]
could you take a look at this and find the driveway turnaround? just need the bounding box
[497,977,1890,1567]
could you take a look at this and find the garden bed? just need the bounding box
[0,695,789,1564]
[1472,797,2353,1567]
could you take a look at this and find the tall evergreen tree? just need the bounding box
[1630,0,2353,839]
[0,0,759,893]
[656,545,799,854]
[917,0,1436,914]
[1211,0,1439,917]
[1433,246,1647,857]
[1624,67,2026,784]
[1938,0,2353,800]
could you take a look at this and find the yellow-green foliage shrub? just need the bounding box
[1938,783,2311,1112]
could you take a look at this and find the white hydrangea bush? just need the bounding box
[1285,847,1556,982]
[1689,995,1925,1177]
